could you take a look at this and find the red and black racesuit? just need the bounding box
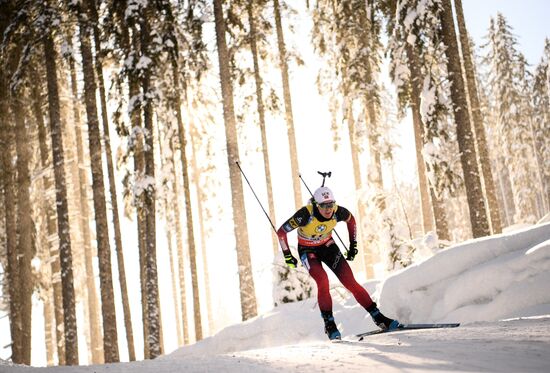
[276,201,375,314]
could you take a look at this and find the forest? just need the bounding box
[0,0,549,367]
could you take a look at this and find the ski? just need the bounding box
[356,323,460,340]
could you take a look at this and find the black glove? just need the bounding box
[284,253,298,268]
[346,241,358,261]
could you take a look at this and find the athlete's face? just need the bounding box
[318,201,335,219]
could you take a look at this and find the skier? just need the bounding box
[277,186,399,340]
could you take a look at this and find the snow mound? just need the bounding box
[378,222,550,324]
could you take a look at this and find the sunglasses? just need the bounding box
[318,201,335,209]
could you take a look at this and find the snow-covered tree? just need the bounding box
[213,0,258,321]
[454,0,502,234]
[385,0,461,242]
[531,38,550,213]
[274,0,303,209]
[483,14,539,223]
[273,256,314,306]
[440,0,490,237]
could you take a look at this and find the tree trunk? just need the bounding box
[139,11,162,358]
[31,77,64,365]
[44,32,79,366]
[174,133,202,342]
[274,0,302,209]
[430,187,451,241]
[156,125,184,346]
[87,0,136,360]
[172,163,190,345]
[406,45,436,234]
[193,163,215,336]
[214,0,258,321]
[189,118,215,336]
[42,288,55,365]
[248,0,279,255]
[365,101,384,270]
[166,213,184,346]
[77,6,120,362]
[343,101,369,277]
[169,233,184,345]
[67,50,104,364]
[440,0,490,238]
[0,64,21,364]
[406,45,451,240]
[171,59,203,343]
[11,88,34,366]
[119,20,150,358]
[495,159,515,226]
[454,0,502,234]
[138,202,150,358]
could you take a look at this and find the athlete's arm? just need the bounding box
[277,207,310,255]
[346,214,357,244]
[336,206,357,244]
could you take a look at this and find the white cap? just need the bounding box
[313,186,335,204]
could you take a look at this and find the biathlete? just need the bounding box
[277,186,399,340]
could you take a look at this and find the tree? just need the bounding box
[158,131,184,346]
[213,0,258,321]
[185,89,218,335]
[0,109,21,363]
[247,0,279,255]
[65,34,103,363]
[0,1,37,361]
[106,0,153,357]
[86,0,136,359]
[190,118,215,336]
[440,0,490,237]
[532,39,550,211]
[0,16,21,359]
[138,3,162,358]
[453,0,502,234]
[407,45,436,235]
[388,0,460,241]
[11,85,34,366]
[162,1,204,341]
[483,14,539,223]
[74,0,120,362]
[274,0,302,209]
[43,14,80,367]
[30,71,63,365]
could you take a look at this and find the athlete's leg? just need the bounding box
[300,248,341,339]
[317,243,399,330]
[321,243,374,309]
[299,249,332,312]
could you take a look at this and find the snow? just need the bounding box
[1,222,549,372]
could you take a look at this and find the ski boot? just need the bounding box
[366,303,400,331]
[321,311,341,340]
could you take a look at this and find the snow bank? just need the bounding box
[378,222,550,324]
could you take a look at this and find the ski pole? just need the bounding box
[236,161,277,233]
[298,172,348,250]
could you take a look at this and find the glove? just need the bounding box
[284,253,298,268]
[346,241,358,261]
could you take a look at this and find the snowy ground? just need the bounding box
[1,222,549,372]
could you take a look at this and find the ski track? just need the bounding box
[4,318,549,373]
